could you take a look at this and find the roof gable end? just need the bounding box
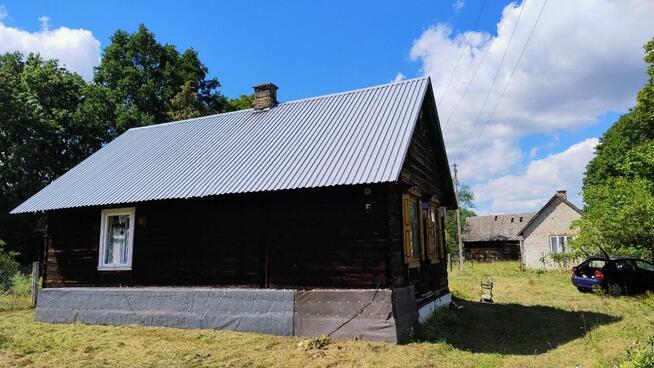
[517,194,583,236]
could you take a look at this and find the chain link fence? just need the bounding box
[0,262,39,312]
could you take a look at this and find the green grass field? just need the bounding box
[0,262,652,367]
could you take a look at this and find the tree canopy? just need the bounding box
[0,24,252,262]
[572,38,654,260]
[94,24,234,134]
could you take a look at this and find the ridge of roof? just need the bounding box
[129,76,431,132]
[11,76,437,214]
[468,212,534,220]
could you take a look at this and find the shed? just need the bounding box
[12,77,457,343]
[463,213,534,261]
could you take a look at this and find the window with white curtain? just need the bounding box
[98,208,135,270]
[549,236,572,253]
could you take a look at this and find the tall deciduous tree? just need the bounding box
[94,24,230,134]
[0,52,97,261]
[1,25,253,261]
[572,38,654,260]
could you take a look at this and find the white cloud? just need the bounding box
[38,16,50,31]
[0,9,100,79]
[392,72,406,83]
[473,138,599,214]
[452,0,465,13]
[458,138,522,181]
[410,0,653,181]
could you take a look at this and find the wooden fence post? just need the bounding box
[31,261,39,307]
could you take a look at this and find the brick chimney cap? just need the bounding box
[253,82,278,90]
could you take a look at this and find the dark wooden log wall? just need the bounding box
[44,184,390,289]
[390,89,452,301]
[464,241,521,261]
[43,86,454,302]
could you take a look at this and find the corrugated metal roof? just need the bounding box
[463,213,535,242]
[12,77,431,213]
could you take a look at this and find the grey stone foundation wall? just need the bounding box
[36,286,419,343]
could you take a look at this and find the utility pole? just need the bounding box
[453,163,464,270]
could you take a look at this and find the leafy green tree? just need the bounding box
[168,80,204,121]
[445,184,476,254]
[573,178,654,258]
[0,52,100,261]
[572,38,654,260]
[228,94,254,111]
[94,24,230,134]
[0,240,19,275]
[2,25,239,261]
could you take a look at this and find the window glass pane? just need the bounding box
[550,237,559,253]
[589,260,606,268]
[636,260,654,271]
[104,214,130,266]
[615,260,635,271]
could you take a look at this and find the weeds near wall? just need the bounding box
[0,264,35,312]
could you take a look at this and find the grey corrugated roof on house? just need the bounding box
[463,213,535,242]
[12,77,433,213]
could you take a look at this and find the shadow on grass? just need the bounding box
[415,299,620,355]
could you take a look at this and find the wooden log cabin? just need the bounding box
[12,77,457,343]
[462,213,535,261]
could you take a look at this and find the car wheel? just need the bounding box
[577,287,589,293]
[607,281,623,296]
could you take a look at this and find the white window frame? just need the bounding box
[549,235,572,254]
[98,207,135,271]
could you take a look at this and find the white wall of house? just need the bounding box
[521,199,581,270]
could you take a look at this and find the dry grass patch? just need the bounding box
[0,261,652,367]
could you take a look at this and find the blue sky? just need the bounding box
[0,0,511,99]
[0,0,651,214]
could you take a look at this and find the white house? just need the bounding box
[518,191,583,270]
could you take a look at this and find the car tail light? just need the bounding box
[594,270,604,281]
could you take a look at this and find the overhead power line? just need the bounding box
[442,4,511,128]
[437,0,488,105]
[463,0,549,157]
[462,0,529,149]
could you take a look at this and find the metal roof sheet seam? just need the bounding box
[12,77,432,213]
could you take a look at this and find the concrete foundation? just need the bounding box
[36,286,430,343]
[417,292,452,323]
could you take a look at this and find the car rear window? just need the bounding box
[588,260,606,268]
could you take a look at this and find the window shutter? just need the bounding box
[439,211,446,259]
[419,204,425,260]
[426,208,434,260]
[402,193,412,263]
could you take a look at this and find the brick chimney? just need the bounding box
[253,83,278,110]
[556,190,567,200]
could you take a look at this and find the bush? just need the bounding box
[550,252,577,269]
[620,336,654,368]
[10,273,31,295]
[0,239,19,275]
